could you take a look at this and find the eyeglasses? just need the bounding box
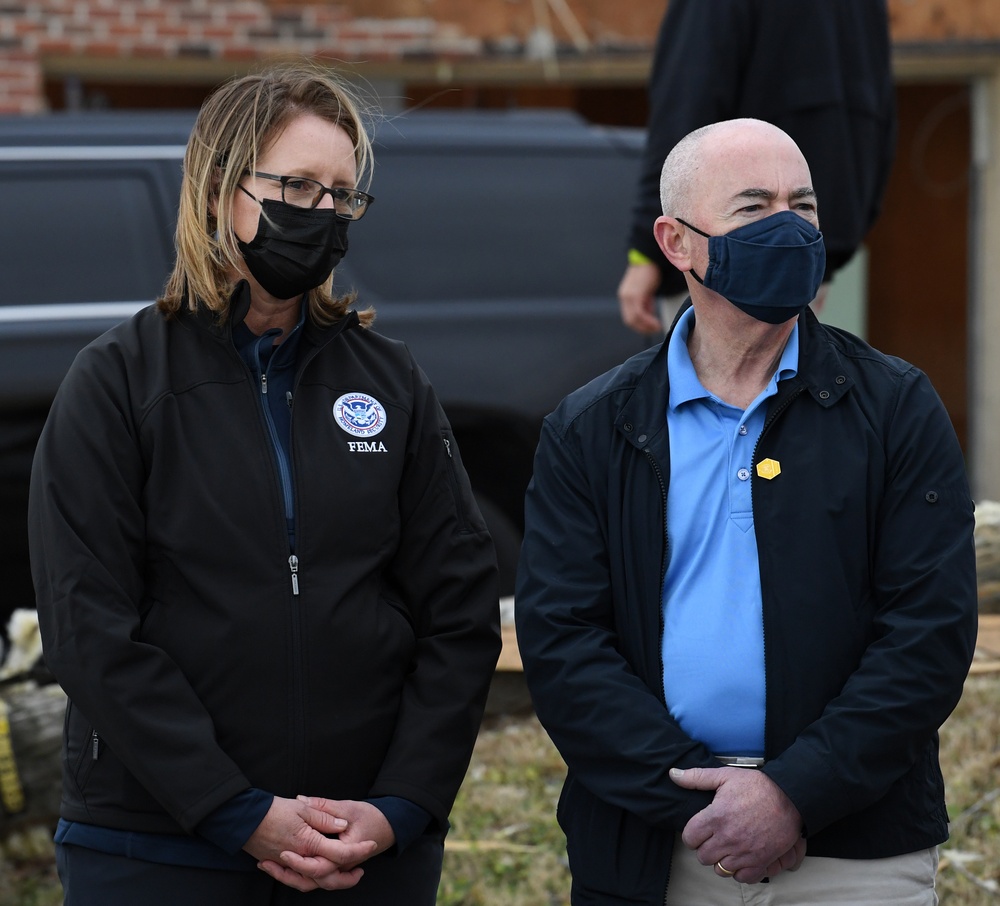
[245,171,374,220]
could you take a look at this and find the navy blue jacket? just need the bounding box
[515,307,977,903]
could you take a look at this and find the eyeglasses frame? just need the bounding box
[243,170,374,220]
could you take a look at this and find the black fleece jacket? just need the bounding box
[30,285,501,837]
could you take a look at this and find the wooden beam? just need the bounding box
[39,52,653,88]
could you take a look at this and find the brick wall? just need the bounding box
[0,0,485,114]
[3,0,1000,115]
[282,0,662,47]
[888,0,1000,42]
[0,48,43,114]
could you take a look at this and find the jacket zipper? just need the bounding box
[279,341,337,792]
[242,340,307,789]
[229,312,355,796]
[239,332,300,599]
[259,369,297,575]
[442,434,471,532]
[645,448,672,906]
[255,315,356,585]
[749,384,804,762]
[260,360,308,788]
[644,449,670,709]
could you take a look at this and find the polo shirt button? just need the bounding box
[737,468,751,481]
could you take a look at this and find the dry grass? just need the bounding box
[440,710,571,905]
[936,673,1000,902]
[2,672,997,905]
[0,825,61,906]
[441,672,1000,904]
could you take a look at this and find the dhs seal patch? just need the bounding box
[333,392,387,438]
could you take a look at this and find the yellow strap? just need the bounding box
[627,248,654,266]
[0,699,26,814]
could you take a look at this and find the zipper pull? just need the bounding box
[443,437,452,458]
[288,554,299,596]
[92,730,100,760]
[261,373,268,395]
[286,391,293,410]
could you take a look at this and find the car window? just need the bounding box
[336,148,637,302]
[1,162,176,305]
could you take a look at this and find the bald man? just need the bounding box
[516,119,976,905]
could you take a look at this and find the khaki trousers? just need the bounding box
[665,836,939,906]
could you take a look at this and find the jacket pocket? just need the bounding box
[63,700,99,798]
[376,594,418,670]
[557,775,670,902]
[137,595,162,642]
[440,429,486,535]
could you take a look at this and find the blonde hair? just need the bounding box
[159,62,376,328]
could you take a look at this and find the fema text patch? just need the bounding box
[347,441,388,453]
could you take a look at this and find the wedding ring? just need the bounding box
[715,860,735,877]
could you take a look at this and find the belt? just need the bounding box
[714,755,765,768]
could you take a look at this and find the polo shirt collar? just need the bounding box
[667,307,800,413]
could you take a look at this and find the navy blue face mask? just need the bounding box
[678,210,826,324]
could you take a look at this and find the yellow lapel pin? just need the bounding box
[756,458,781,480]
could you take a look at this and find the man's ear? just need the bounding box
[654,216,692,272]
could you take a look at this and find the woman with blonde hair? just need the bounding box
[29,63,500,905]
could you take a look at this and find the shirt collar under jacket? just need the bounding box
[666,306,800,413]
[187,280,360,353]
[231,295,307,374]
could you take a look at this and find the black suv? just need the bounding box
[0,107,647,622]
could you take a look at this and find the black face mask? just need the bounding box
[237,193,349,300]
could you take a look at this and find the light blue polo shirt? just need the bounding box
[661,307,799,756]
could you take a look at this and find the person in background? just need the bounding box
[619,0,896,333]
[29,63,500,906]
[517,117,977,904]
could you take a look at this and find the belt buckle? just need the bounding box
[714,755,765,769]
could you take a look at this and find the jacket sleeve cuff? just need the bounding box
[195,787,273,854]
[367,796,432,853]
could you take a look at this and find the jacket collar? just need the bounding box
[615,304,854,452]
[794,306,855,406]
[186,280,360,346]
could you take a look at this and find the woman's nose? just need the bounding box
[314,188,337,210]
